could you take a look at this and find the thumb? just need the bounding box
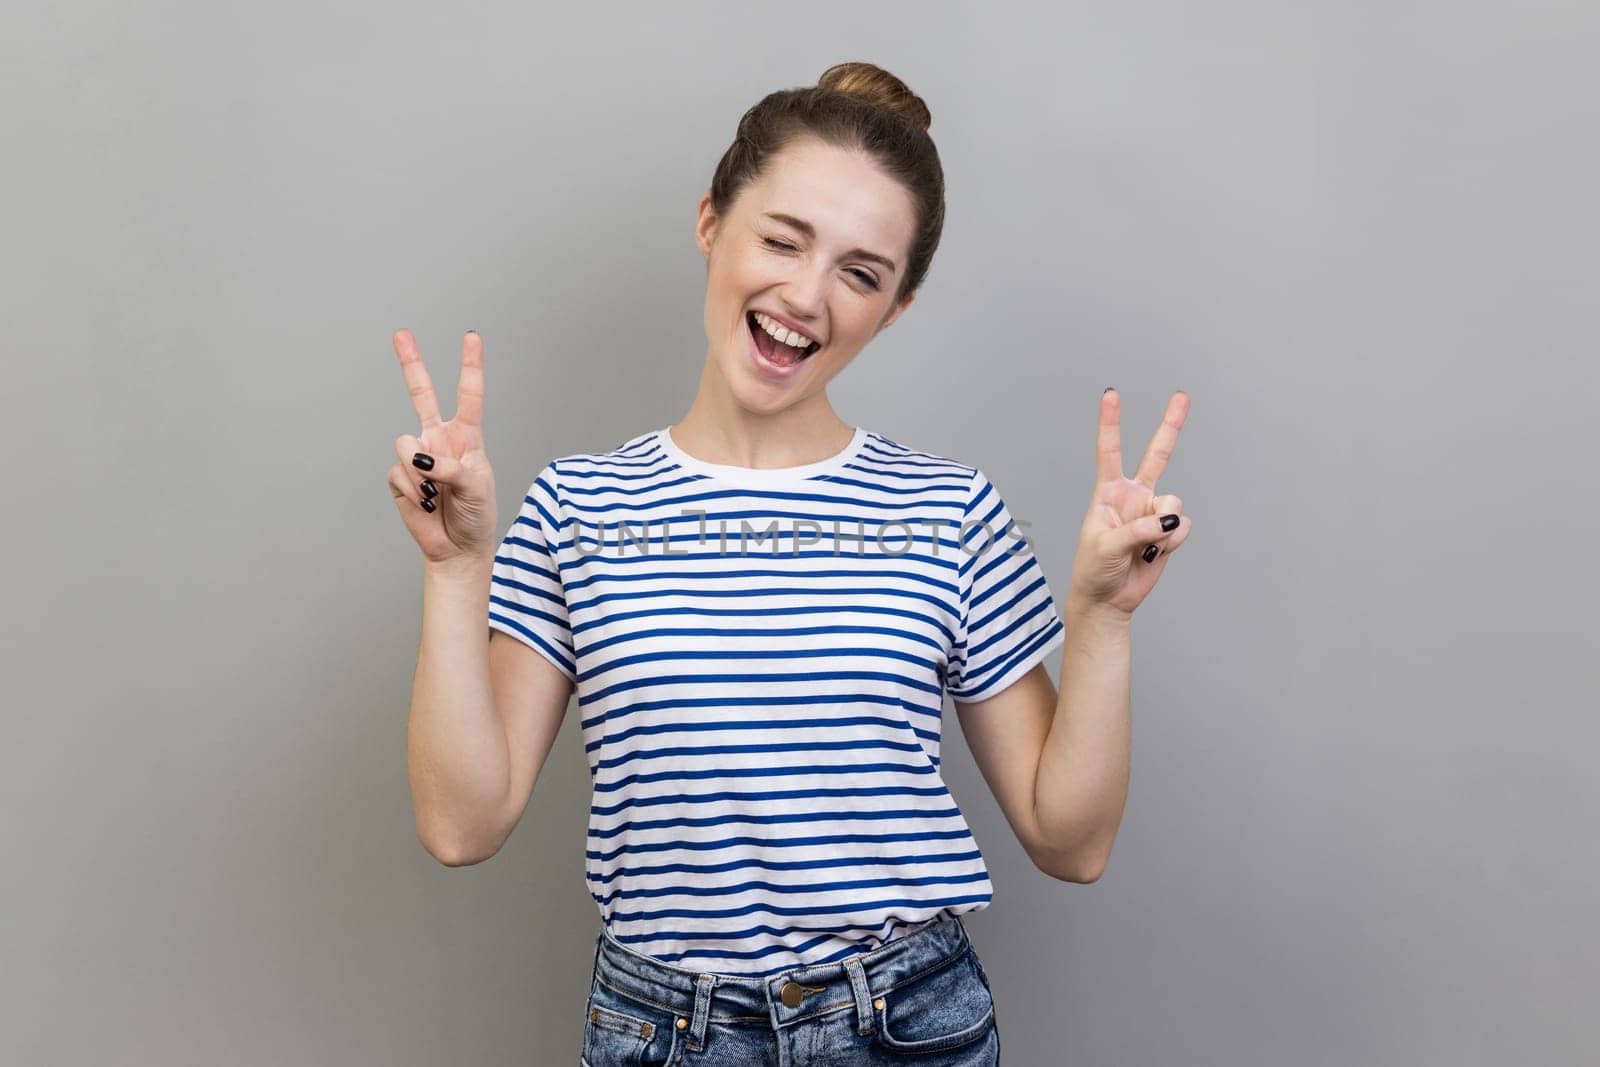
[394,433,470,488]
[1102,511,1184,559]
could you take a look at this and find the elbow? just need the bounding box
[1036,859,1102,884]
[1031,842,1110,884]
[1070,857,1107,884]
[416,819,496,868]
[431,842,488,868]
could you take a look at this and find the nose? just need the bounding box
[778,261,829,324]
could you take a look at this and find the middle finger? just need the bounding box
[392,329,444,429]
[1133,391,1190,490]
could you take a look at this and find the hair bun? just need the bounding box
[816,61,932,133]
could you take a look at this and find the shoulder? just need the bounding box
[515,428,672,499]
[853,428,977,482]
[549,427,666,475]
[851,430,1004,517]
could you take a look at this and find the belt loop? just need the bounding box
[842,955,874,1037]
[686,972,717,1052]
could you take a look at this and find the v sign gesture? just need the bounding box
[387,329,500,567]
[1066,388,1193,618]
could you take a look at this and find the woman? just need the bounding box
[390,62,1191,1066]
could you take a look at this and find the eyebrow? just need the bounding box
[761,212,899,274]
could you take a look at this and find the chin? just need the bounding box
[716,356,789,412]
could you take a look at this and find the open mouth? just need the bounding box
[747,310,820,368]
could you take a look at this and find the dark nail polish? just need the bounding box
[1104,386,1114,394]
[467,329,478,336]
[1160,513,1179,531]
[1142,544,1159,563]
[420,479,438,498]
[420,497,436,513]
[412,452,434,471]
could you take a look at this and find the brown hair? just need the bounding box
[707,62,945,306]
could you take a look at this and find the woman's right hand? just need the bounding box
[387,329,499,568]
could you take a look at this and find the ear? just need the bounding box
[874,290,917,335]
[695,192,718,261]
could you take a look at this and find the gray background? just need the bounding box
[4,1,1595,1064]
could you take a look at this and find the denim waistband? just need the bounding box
[588,914,972,1050]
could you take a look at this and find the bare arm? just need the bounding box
[386,329,576,867]
[957,388,1192,883]
[1031,602,1131,881]
[406,555,574,866]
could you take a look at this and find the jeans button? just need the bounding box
[780,980,804,1007]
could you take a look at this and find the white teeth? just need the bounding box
[753,311,816,351]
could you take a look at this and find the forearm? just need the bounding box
[1032,600,1132,880]
[407,555,510,864]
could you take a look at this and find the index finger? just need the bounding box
[392,329,443,430]
[1096,387,1123,485]
[454,331,484,429]
[1132,390,1190,490]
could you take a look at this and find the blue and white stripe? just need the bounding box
[488,425,1064,978]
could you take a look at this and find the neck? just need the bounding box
[672,365,853,469]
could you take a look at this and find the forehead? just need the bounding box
[742,137,917,251]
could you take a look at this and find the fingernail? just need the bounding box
[1104,386,1114,394]
[421,479,438,498]
[467,329,478,336]
[1142,544,1159,562]
[420,497,436,513]
[1159,514,1179,531]
[412,452,434,471]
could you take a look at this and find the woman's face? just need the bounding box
[695,136,918,412]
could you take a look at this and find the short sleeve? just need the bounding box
[944,467,1067,703]
[487,460,578,683]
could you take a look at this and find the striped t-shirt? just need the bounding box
[487,423,1066,979]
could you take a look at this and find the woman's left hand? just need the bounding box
[1065,388,1193,618]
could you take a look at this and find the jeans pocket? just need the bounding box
[581,976,683,1067]
[873,945,997,1055]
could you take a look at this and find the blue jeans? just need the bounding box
[579,912,1000,1065]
